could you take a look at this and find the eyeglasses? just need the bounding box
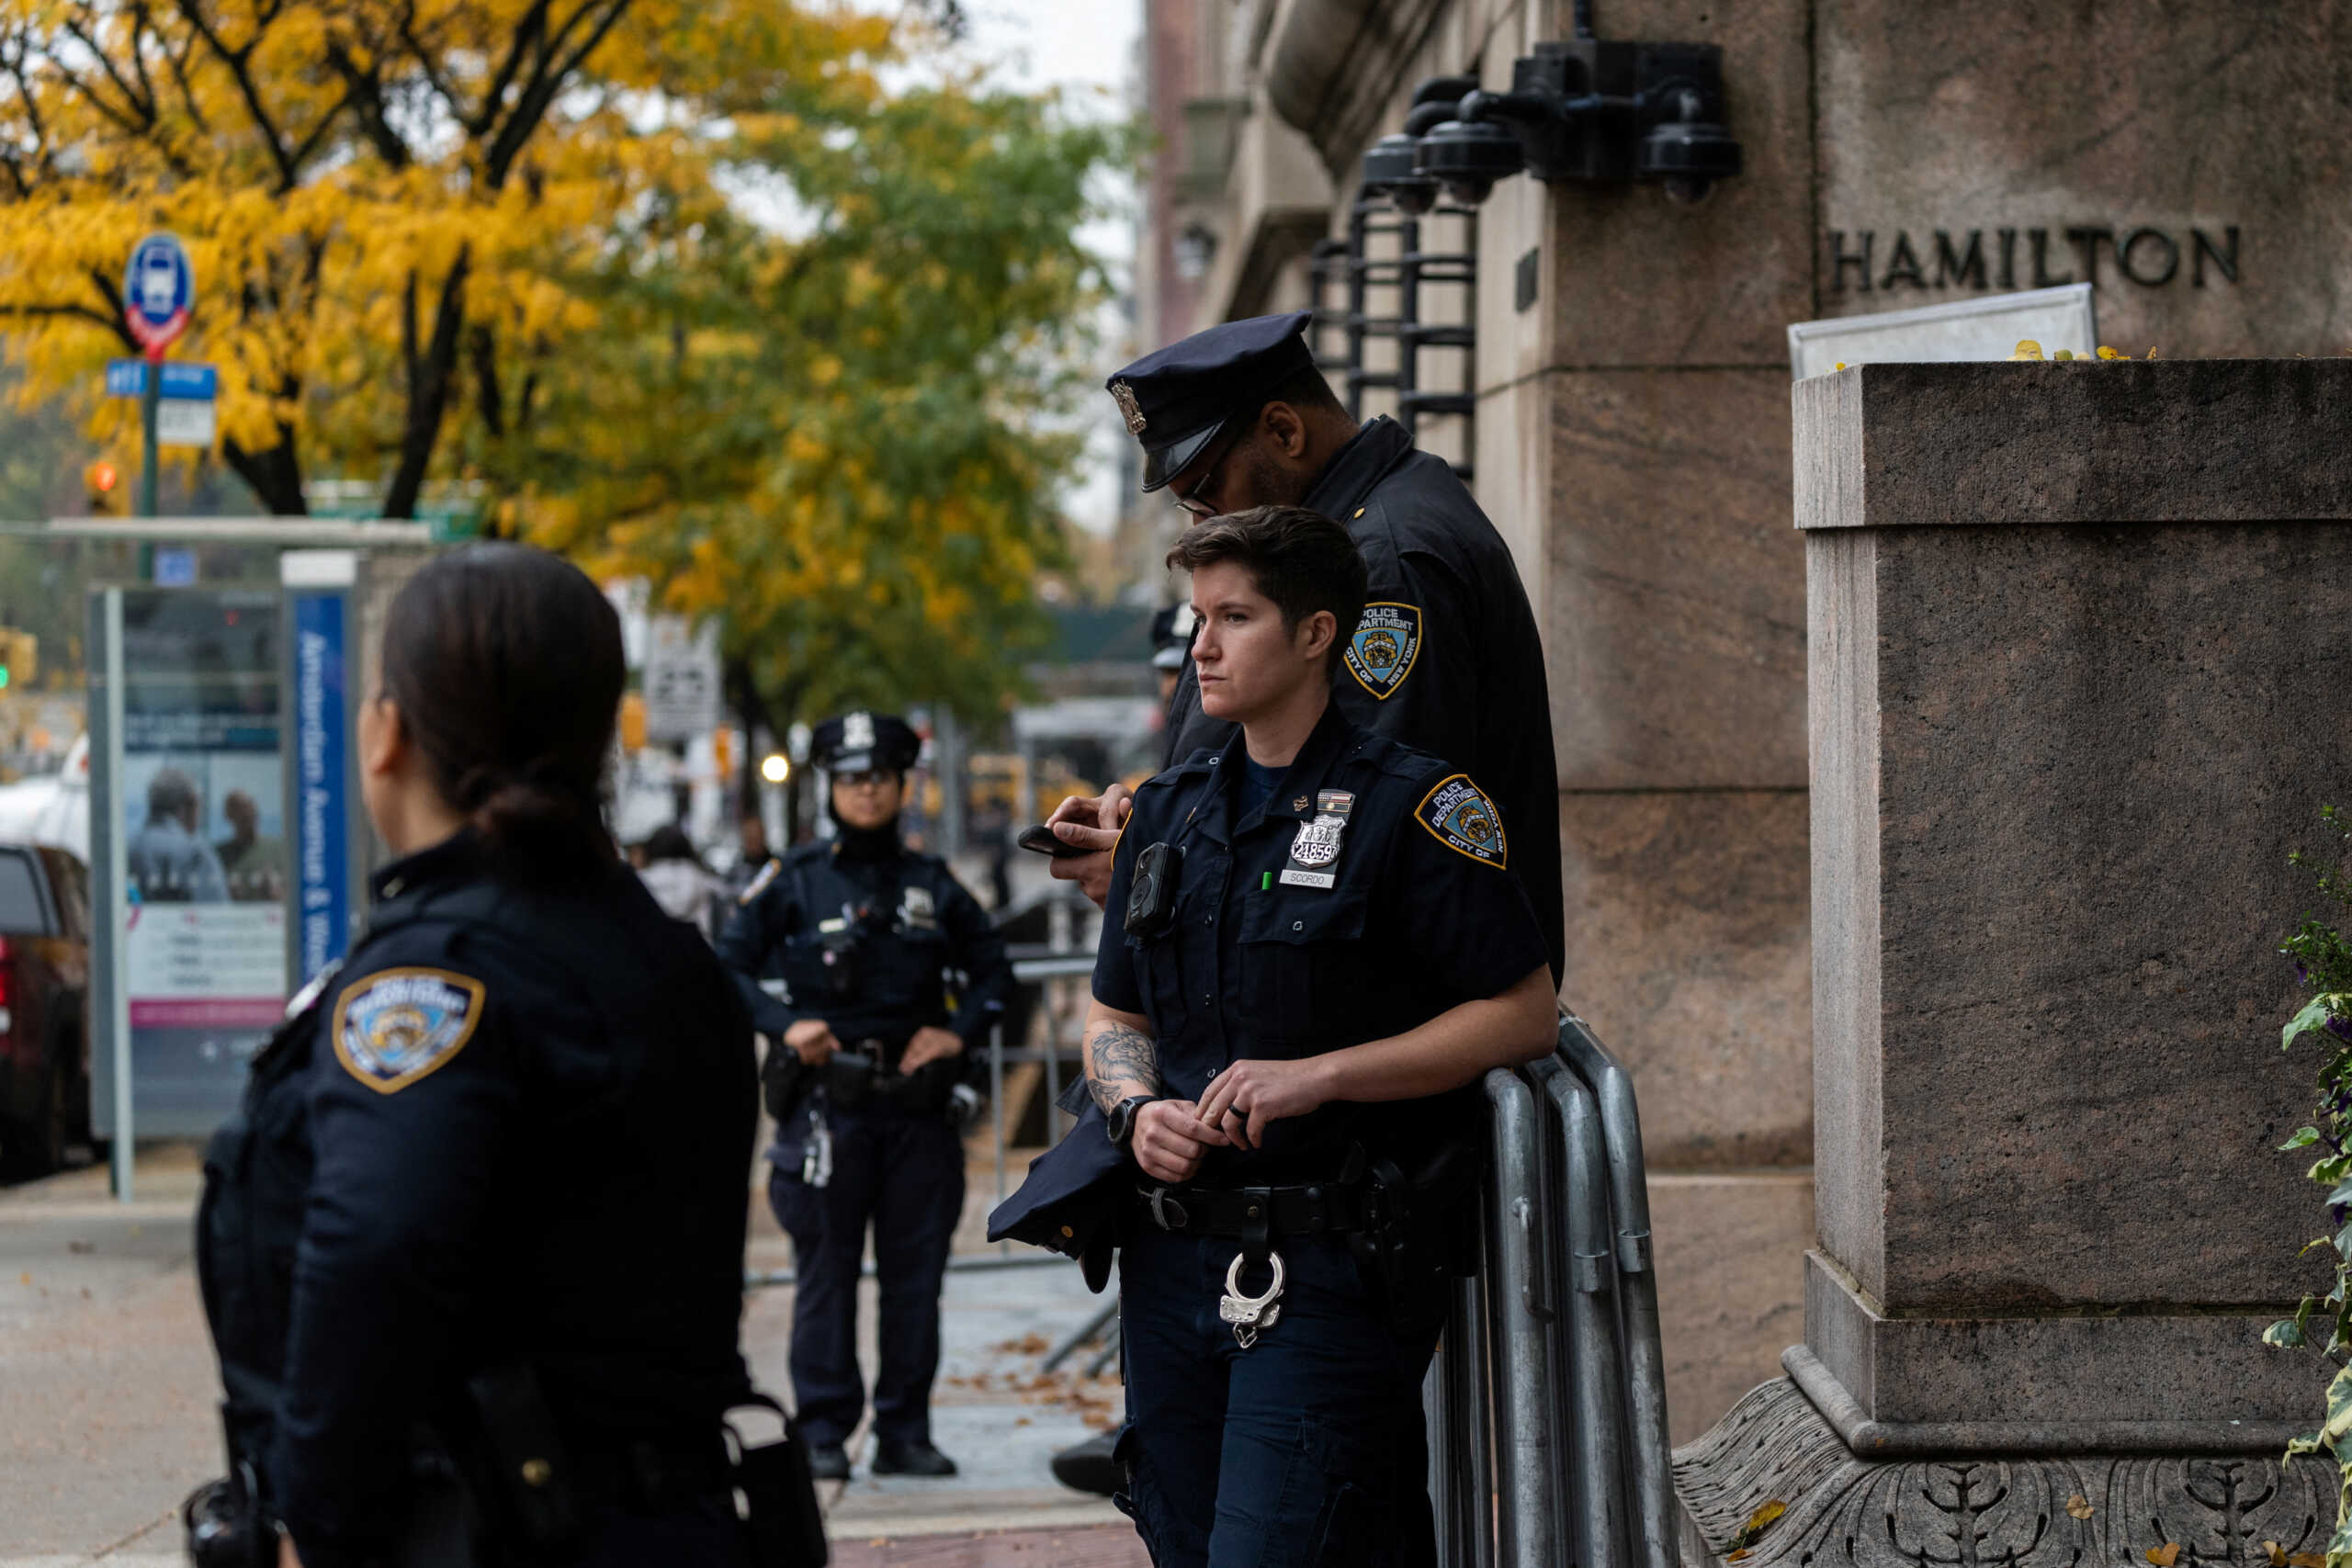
[1170,429,1244,519]
[834,770,896,790]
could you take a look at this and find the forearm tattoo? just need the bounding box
[1088,1021,1161,1114]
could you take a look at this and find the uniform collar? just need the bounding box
[1197,697,1356,845]
[1305,415,1414,523]
[369,827,486,903]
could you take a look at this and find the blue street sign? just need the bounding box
[105,360,217,400]
[153,547,198,587]
[290,592,351,983]
[123,234,194,332]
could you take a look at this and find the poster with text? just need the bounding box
[110,588,288,1125]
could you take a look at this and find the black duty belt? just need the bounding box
[1133,1180,1369,1240]
[567,1435,735,1514]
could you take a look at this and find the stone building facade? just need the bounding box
[1134,0,2352,1440]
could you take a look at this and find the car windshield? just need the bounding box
[0,850,44,931]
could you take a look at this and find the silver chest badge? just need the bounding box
[1279,811,1348,889]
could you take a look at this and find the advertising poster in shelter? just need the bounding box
[105,587,288,1127]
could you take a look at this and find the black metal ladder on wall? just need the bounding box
[1308,192,1479,483]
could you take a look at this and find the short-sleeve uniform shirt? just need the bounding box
[1096,700,1547,1183]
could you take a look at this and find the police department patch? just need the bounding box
[334,968,486,1094]
[1343,603,1422,702]
[1415,774,1508,869]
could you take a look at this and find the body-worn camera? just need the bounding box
[816,915,867,999]
[1125,842,1182,938]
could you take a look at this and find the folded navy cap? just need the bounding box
[1106,311,1317,491]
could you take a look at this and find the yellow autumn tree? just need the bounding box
[0,0,896,514]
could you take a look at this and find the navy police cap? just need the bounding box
[1107,311,1317,492]
[812,710,921,773]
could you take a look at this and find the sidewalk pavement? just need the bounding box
[0,1143,1136,1566]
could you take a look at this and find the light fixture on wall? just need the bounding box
[1362,75,1479,214]
[1173,220,1219,279]
[1442,37,1743,204]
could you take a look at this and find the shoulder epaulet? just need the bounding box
[1146,750,1220,789]
[1348,729,1445,782]
[738,857,784,905]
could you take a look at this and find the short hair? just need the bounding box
[1166,505,1365,680]
[147,768,198,821]
[1262,366,1348,421]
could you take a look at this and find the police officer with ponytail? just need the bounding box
[188,545,819,1567]
[718,712,1011,1483]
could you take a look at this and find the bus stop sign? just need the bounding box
[123,233,194,363]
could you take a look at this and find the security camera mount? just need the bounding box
[1454,38,1741,202]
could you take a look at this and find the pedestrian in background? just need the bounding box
[995,507,1555,1567]
[717,712,1012,1482]
[190,544,812,1567]
[640,822,729,939]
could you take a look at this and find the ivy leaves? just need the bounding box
[2267,807,2352,1568]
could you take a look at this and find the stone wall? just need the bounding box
[1175,0,2352,1438]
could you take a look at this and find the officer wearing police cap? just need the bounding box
[717,711,1011,1483]
[1049,311,1564,988]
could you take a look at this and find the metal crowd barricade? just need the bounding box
[1431,1014,1674,1568]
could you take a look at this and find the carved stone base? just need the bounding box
[1673,1377,2336,1568]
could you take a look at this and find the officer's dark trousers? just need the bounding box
[1115,1224,1443,1568]
[767,1103,965,1449]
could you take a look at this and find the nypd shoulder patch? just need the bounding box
[334,967,487,1094]
[1414,774,1508,869]
[1343,603,1423,702]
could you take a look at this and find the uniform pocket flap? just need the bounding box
[1238,891,1369,946]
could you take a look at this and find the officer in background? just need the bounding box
[1047,312,1564,988]
[189,545,815,1567]
[993,507,1555,1567]
[718,712,1012,1482]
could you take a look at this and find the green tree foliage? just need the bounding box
[515,71,1128,738]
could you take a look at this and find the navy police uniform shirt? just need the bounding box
[1096,700,1547,1183]
[715,836,1011,1069]
[224,831,759,1567]
[1161,415,1566,988]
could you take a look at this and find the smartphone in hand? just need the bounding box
[1017,823,1095,860]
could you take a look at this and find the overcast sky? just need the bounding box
[957,0,1142,537]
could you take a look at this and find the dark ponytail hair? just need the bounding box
[379,543,625,875]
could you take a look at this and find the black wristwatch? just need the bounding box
[1105,1095,1159,1151]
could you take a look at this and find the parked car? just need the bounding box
[0,841,90,1177]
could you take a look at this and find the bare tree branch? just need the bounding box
[482,0,630,188]
[171,0,298,188]
[384,248,471,519]
[469,321,503,438]
[466,0,552,136]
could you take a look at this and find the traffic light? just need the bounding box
[85,459,119,515]
[0,629,36,691]
[618,692,647,751]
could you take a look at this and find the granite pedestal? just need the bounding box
[1674,358,2352,1563]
